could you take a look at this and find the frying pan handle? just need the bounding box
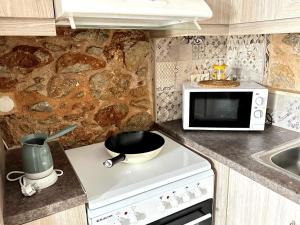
[103,154,126,168]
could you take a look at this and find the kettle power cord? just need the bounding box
[6,169,63,197]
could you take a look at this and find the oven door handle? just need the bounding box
[184,213,212,225]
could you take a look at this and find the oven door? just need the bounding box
[148,199,212,225]
[189,92,253,128]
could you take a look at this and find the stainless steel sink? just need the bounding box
[271,147,300,177]
[253,138,300,180]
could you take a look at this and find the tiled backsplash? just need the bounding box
[154,33,300,133]
[268,91,300,131]
[0,28,154,149]
[154,34,268,123]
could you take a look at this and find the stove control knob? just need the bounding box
[182,192,190,202]
[135,211,146,221]
[182,189,195,202]
[130,207,146,222]
[175,195,184,205]
[169,195,178,207]
[199,187,207,195]
[196,183,208,194]
[113,219,122,225]
[158,200,171,211]
[193,188,202,198]
[127,210,138,224]
[117,218,130,225]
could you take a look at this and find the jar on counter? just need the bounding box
[210,64,227,80]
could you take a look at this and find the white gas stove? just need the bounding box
[66,131,214,225]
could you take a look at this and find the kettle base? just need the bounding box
[24,170,58,190]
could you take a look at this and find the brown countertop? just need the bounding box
[3,142,87,225]
[156,120,300,205]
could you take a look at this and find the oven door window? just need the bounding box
[189,92,253,128]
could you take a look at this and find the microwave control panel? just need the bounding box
[251,89,268,128]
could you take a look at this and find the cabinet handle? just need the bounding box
[290,221,296,225]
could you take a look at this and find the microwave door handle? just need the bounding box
[184,213,212,225]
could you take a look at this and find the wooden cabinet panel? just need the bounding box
[0,0,54,18]
[24,205,87,225]
[276,0,300,19]
[230,0,300,24]
[0,18,56,36]
[226,169,299,225]
[202,0,231,24]
[230,0,278,24]
[211,160,230,225]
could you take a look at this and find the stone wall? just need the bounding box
[265,33,300,131]
[0,28,154,149]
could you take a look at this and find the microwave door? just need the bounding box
[189,92,253,128]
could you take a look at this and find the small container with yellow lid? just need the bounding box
[211,64,227,80]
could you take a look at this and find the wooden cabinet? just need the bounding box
[202,0,230,24]
[230,0,300,23]
[151,0,300,36]
[277,0,300,19]
[0,0,56,36]
[210,159,299,225]
[228,0,300,34]
[226,169,300,225]
[23,205,87,225]
[0,0,54,18]
[211,160,230,225]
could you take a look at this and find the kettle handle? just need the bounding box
[46,125,77,142]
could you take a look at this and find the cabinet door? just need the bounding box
[0,0,54,18]
[226,169,299,225]
[23,205,87,225]
[230,0,300,24]
[230,0,278,23]
[276,0,300,19]
[211,160,230,225]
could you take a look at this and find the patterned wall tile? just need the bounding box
[156,90,182,123]
[226,35,267,82]
[268,92,300,132]
[155,37,193,62]
[204,36,227,61]
[155,62,177,92]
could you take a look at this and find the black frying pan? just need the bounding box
[103,131,165,168]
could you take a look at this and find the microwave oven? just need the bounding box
[182,81,268,131]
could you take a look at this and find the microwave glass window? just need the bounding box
[194,98,239,121]
[189,92,253,128]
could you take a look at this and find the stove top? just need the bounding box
[66,131,211,210]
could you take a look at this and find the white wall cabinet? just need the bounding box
[0,0,56,36]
